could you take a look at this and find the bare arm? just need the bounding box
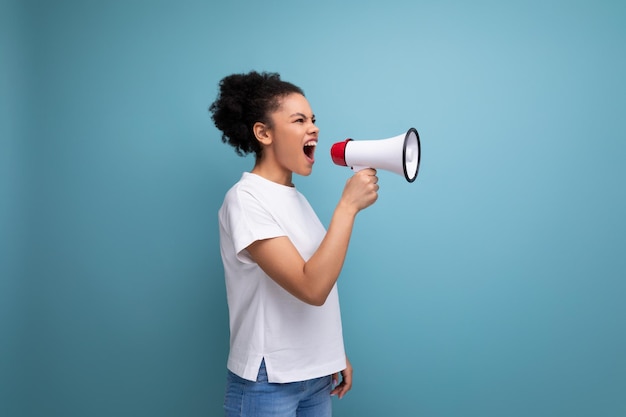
[246,169,379,306]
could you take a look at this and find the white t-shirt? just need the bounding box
[218,172,346,383]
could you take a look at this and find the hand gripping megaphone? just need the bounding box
[330,127,421,182]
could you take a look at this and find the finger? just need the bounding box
[342,369,352,389]
[330,373,342,397]
[355,168,377,178]
[340,373,352,397]
[333,382,350,399]
[330,381,346,398]
[330,373,353,399]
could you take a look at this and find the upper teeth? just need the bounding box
[304,141,316,147]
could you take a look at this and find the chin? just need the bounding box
[296,166,314,177]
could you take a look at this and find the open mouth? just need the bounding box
[303,140,317,160]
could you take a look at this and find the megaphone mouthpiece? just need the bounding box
[330,139,352,167]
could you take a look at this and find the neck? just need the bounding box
[251,162,294,187]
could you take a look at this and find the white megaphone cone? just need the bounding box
[330,127,421,182]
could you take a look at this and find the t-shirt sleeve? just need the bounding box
[222,187,286,263]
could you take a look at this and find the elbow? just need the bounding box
[309,296,328,307]
[301,291,330,307]
[292,271,336,306]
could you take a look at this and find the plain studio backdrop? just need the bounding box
[2,0,625,416]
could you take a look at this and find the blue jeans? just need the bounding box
[224,360,333,417]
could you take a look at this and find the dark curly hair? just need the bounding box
[209,71,305,157]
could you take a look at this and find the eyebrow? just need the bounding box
[290,112,316,120]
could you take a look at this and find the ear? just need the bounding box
[253,121,272,146]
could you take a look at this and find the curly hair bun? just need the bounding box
[209,71,304,157]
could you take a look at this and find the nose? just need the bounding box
[309,121,319,135]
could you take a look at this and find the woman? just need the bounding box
[210,71,379,417]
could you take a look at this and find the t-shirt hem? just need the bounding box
[227,356,347,384]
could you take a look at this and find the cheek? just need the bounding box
[275,130,302,156]
[278,142,302,161]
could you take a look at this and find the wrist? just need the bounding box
[335,200,359,219]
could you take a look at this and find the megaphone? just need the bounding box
[330,127,421,182]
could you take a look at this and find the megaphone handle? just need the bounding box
[351,166,368,172]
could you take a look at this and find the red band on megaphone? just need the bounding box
[330,139,352,166]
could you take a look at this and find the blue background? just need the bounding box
[2,0,625,416]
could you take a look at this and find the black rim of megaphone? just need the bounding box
[403,127,421,183]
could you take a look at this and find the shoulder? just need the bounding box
[222,174,264,208]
